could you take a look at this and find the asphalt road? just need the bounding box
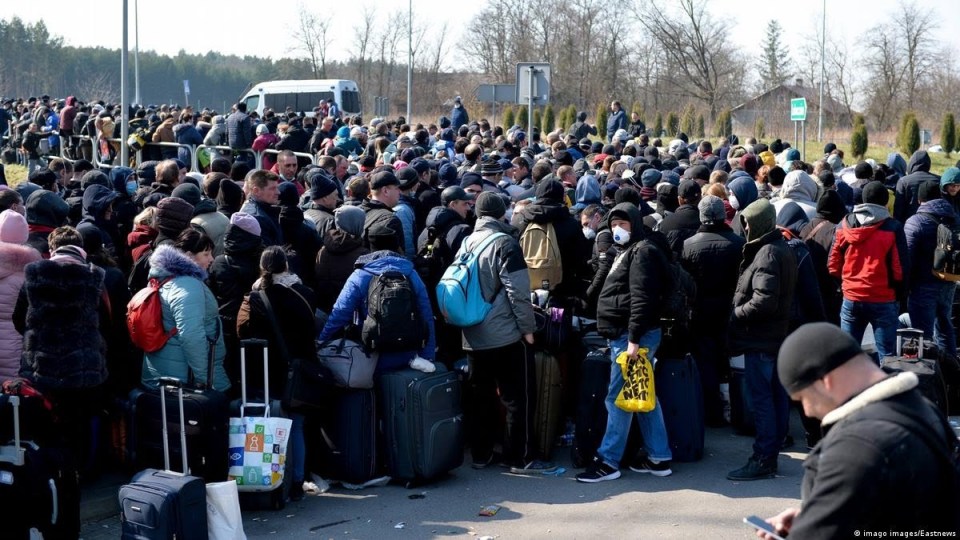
[82,416,807,539]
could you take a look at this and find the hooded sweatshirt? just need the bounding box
[828,203,909,303]
[904,198,957,286]
[894,151,940,223]
[728,176,759,238]
[773,170,820,221]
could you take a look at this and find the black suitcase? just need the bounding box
[729,355,756,436]
[0,394,81,540]
[118,377,208,540]
[655,354,705,462]
[308,387,378,485]
[377,365,464,487]
[230,339,290,510]
[573,335,611,468]
[533,351,563,460]
[884,328,950,414]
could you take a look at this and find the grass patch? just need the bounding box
[3,164,27,187]
[834,145,957,176]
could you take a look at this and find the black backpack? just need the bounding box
[413,225,450,288]
[931,216,960,281]
[361,270,427,353]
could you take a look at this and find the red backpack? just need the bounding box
[127,277,178,352]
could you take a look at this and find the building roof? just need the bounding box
[731,83,851,117]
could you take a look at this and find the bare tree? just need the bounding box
[352,8,376,110]
[75,71,118,104]
[634,0,743,120]
[861,29,909,131]
[896,1,938,110]
[291,4,332,78]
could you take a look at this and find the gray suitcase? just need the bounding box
[377,365,464,487]
[534,351,563,460]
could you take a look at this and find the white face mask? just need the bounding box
[582,226,597,240]
[612,225,631,246]
[729,194,740,210]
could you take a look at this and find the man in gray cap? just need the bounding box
[755,322,959,539]
[458,192,552,475]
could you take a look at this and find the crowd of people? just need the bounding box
[1,94,959,537]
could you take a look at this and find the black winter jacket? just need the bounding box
[512,201,589,299]
[315,230,369,313]
[208,226,264,329]
[894,151,940,223]
[656,204,702,257]
[681,223,745,327]
[361,199,405,251]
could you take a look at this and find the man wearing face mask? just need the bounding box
[577,202,675,483]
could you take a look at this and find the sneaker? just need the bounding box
[575,458,621,483]
[628,456,673,477]
[289,482,305,502]
[509,460,558,475]
[471,452,501,470]
[727,455,777,481]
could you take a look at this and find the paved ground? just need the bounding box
[81,417,807,539]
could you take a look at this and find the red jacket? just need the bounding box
[828,209,908,303]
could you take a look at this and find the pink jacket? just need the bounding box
[0,242,42,381]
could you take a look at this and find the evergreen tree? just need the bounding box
[900,114,921,156]
[754,117,766,140]
[516,105,529,131]
[542,104,555,134]
[502,105,515,130]
[596,103,609,138]
[666,111,680,137]
[680,105,696,137]
[851,114,868,159]
[533,108,543,135]
[714,109,733,138]
[696,114,705,138]
[941,112,956,158]
[631,101,644,122]
[653,113,664,137]
[557,107,569,133]
[760,20,793,89]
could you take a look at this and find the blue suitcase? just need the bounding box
[655,354,705,462]
[118,377,208,540]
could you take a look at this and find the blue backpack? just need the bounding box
[436,232,506,327]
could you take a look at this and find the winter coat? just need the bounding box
[894,151,940,223]
[253,133,280,170]
[394,196,418,258]
[904,198,956,286]
[789,372,960,538]
[16,257,108,391]
[279,205,322,291]
[451,104,469,131]
[191,199,230,257]
[0,243,41,381]
[318,251,436,371]
[237,274,317,398]
[76,184,120,258]
[226,110,253,150]
[208,225,264,330]
[460,218,536,351]
[828,204,909,303]
[361,199,405,250]
[415,183,442,232]
[315,229,369,313]
[728,202,798,356]
[800,191,847,324]
[681,222,745,329]
[303,203,336,238]
[128,224,159,264]
[203,116,227,147]
[596,203,671,342]
[141,245,230,391]
[240,197,284,247]
[773,170,820,221]
[569,121,597,141]
[174,123,203,165]
[277,126,310,154]
[657,204,702,257]
[334,137,363,156]
[606,109,627,140]
[416,206,472,266]
[780,228,827,329]
[512,201,589,299]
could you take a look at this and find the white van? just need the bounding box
[240,79,361,117]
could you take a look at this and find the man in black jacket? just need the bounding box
[681,195,745,427]
[657,179,702,256]
[757,323,960,538]
[577,202,674,483]
[240,169,283,247]
[894,150,940,223]
[727,198,797,481]
[226,102,253,151]
[361,170,405,252]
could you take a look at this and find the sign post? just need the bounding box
[183,80,191,107]
[515,63,551,138]
[790,97,807,161]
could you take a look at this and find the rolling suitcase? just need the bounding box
[377,365,464,487]
[729,355,755,436]
[229,338,291,510]
[118,377,208,540]
[533,351,563,460]
[572,335,610,468]
[655,354,705,462]
[883,328,950,414]
[308,387,378,485]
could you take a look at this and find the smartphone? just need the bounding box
[743,515,786,540]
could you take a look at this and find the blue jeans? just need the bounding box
[288,412,305,483]
[745,352,791,459]
[908,282,957,358]
[840,299,899,359]
[597,329,672,467]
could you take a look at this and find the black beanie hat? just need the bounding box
[862,181,889,206]
[536,179,565,202]
[475,192,506,219]
[919,179,941,203]
[778,322,864,394]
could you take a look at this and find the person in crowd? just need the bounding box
[226,102,254,152]
[217,176,244,218]
[241,169,283,247]
[315,205,369,314]
[141,230,229,391]
[0,209,41,381]
[757,323,959,538]
[361,170,405,251]
[894,150,940,223]
[606,101,627,143]
[657,179,703,256]
[799,190,848,325]
[25,189,69,257]
[727,198,797,481]
[303,168,340,237]
[237,246,317,502]
[277,182,322,291]
[187,180,230,257]
[395,167,421,259]
[451,96,469,131]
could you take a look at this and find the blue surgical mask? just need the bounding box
[126,180,138,196]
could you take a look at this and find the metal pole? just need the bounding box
[817,0,825,142]
[528,66,535,141]
[120,0,129,167]
[794,121,798,152]
[406,0,412,122]
[801,120,806,162]
[134,0,140,106]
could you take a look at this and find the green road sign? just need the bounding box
[790,98,807,121]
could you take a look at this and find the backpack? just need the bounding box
[361,270,427,353]
[661,258,696,325]
[127,277,177,352]
[436,232,506,327]
[931,216,960,281]
[520,222,563,291]
[413,225,450,288]
[127,127,147,152]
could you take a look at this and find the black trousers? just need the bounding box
[464,340,536,466]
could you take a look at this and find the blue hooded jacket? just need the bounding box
[318,250,436,371]
[905,198,957,286]
[574,174,602,210]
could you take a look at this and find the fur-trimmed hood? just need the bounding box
[148,244,207,281]
[821,372,918,427]
[0,243,42,279]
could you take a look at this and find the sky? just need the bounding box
[11,0,960,75]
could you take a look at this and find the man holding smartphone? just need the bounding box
[754,323,959,538]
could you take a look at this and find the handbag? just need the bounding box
[256,289,326,410]
[205,481,247,540]
[614,349,656,413]
[316,337,378,389]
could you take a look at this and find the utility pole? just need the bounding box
[120,0,129,167]
[406,0,412,121]
[817,0,825,142]
[134,0,140,106]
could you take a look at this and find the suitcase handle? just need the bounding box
[239,339,272,418]
[158,377,189,475]
[48,478,57,525]
[4,395,24,466]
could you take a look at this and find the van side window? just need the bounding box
[244,95,259,112]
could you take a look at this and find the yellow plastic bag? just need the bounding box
[614,349,656,413]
